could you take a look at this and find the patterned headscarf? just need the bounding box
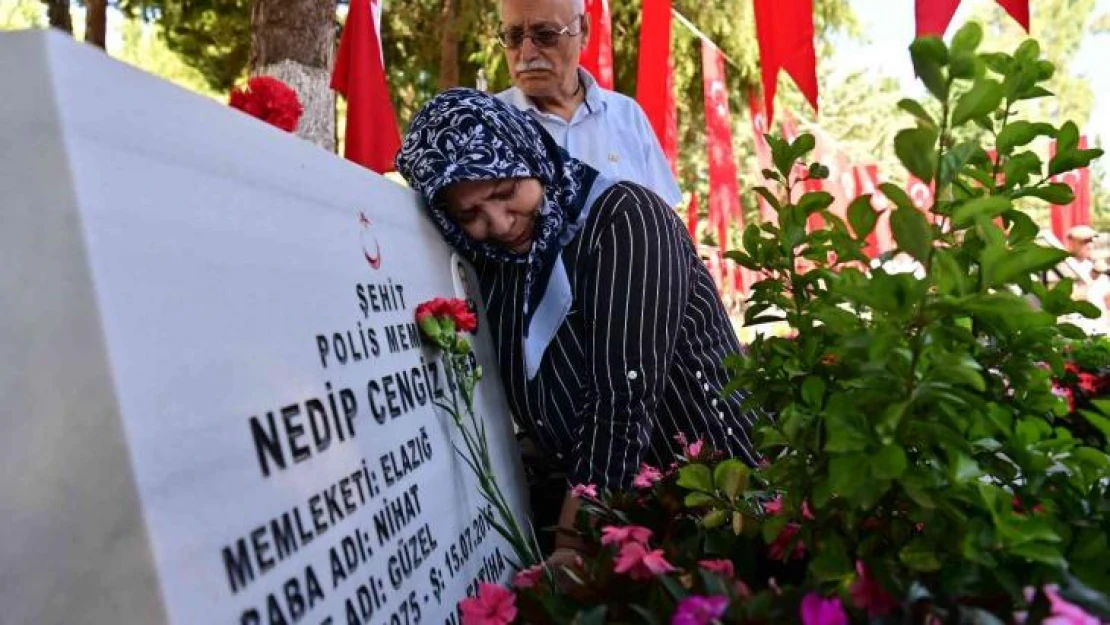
[395,88,613,378]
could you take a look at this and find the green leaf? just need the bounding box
[910,37,949,100]
[572,606,609,625]
[713,459,750,500]
[900,475,937,508]
[847,195,879,239]
[950,21,983,55]
[802,376,826,408]
[825,413,871,453]
[684,491,717,508]
[1011,542,1067,569]
[797,191,835,216]
[890,205,933,262]
[1057,121,1080,152]
[895,127,939,182]
[627,606,662,625]
[879,182,915,212]
[1078,409,1110,439]
[791,133,816,160]
[810,534,854,581]
[989,245,1069,287]
[952,78,1004,126]
[898,98,937,129]
[676,464,714,492]
[872,445,908,479]
[949,51,979,80]
[753,187,782,212]
[996,121,1054,154]
[1050,148,1105,177]
[1017,183,1075,205]
[900,538,943,572]
[828,454,870,499]
[951,196,1012,228]
[1003,151,1044,187]
[948,451,982,483]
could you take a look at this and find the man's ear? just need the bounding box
[579,12,590,48]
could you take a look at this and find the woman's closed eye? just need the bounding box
[492,180,518,201]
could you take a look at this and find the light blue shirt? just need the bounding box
[496,70,683,207]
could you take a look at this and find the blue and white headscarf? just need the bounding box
[396,88,614,379]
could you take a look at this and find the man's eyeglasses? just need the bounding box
[497,17,583,49]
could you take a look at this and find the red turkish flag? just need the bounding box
[1050,136,1092,241]
[686,193,700,240]
[752,0,818,126]
[331,0,401,174]
[702,41,743,252]
[916,0,1029,36]
[636,0,678,171]
[580,0,614,89]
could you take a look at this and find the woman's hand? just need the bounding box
[546,547,584,591]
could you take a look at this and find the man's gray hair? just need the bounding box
[499,0,586,18]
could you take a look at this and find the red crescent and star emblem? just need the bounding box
[359,211,382,270]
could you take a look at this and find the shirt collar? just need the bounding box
[505,68,608,116]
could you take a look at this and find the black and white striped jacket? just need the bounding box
[475,182,762,490]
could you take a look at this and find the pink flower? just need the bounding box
[601,525,653,547]
[849,561,899,617]
[613,542,677,581]
[672,595,729,625]
[686,439,705,458]
[570,483,598,499]
[633,463,664,489]
[1018,586,1100,625]
[767,523,806,561]
[511,564,544,590]
[698,559,735,579]
[800,593,848,625]
[674,432,690,448]
[459,583,517,625]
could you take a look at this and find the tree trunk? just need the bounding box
[249,0,336,151]
[85,0,107,49]
[42,0,72,33]
[438,0,459,90]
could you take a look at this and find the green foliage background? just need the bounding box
[1,0,1107,232]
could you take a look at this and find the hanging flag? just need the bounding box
[915,0,1029,37]
[636,0,678,171]
[752,0,818,126]
[331,0,402,174]
[1050,136,1092,242]
[580,0,614,89]
[995,0,1031,31]
[686,193,700,240]
[701,40,743,254]
[747,91,777,224]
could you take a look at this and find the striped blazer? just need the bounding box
[475,182,762,489]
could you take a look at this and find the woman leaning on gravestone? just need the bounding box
[394,88,765,566]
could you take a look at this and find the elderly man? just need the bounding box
[495,0,682,206]
[1067,224,1098,282]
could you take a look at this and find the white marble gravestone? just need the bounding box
[0,30,528,625]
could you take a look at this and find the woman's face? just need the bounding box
[439,178,543,254]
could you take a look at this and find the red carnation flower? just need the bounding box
[415,298,477,334]
[229,76,304,133]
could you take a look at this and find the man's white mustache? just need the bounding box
[515,59,554,73]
